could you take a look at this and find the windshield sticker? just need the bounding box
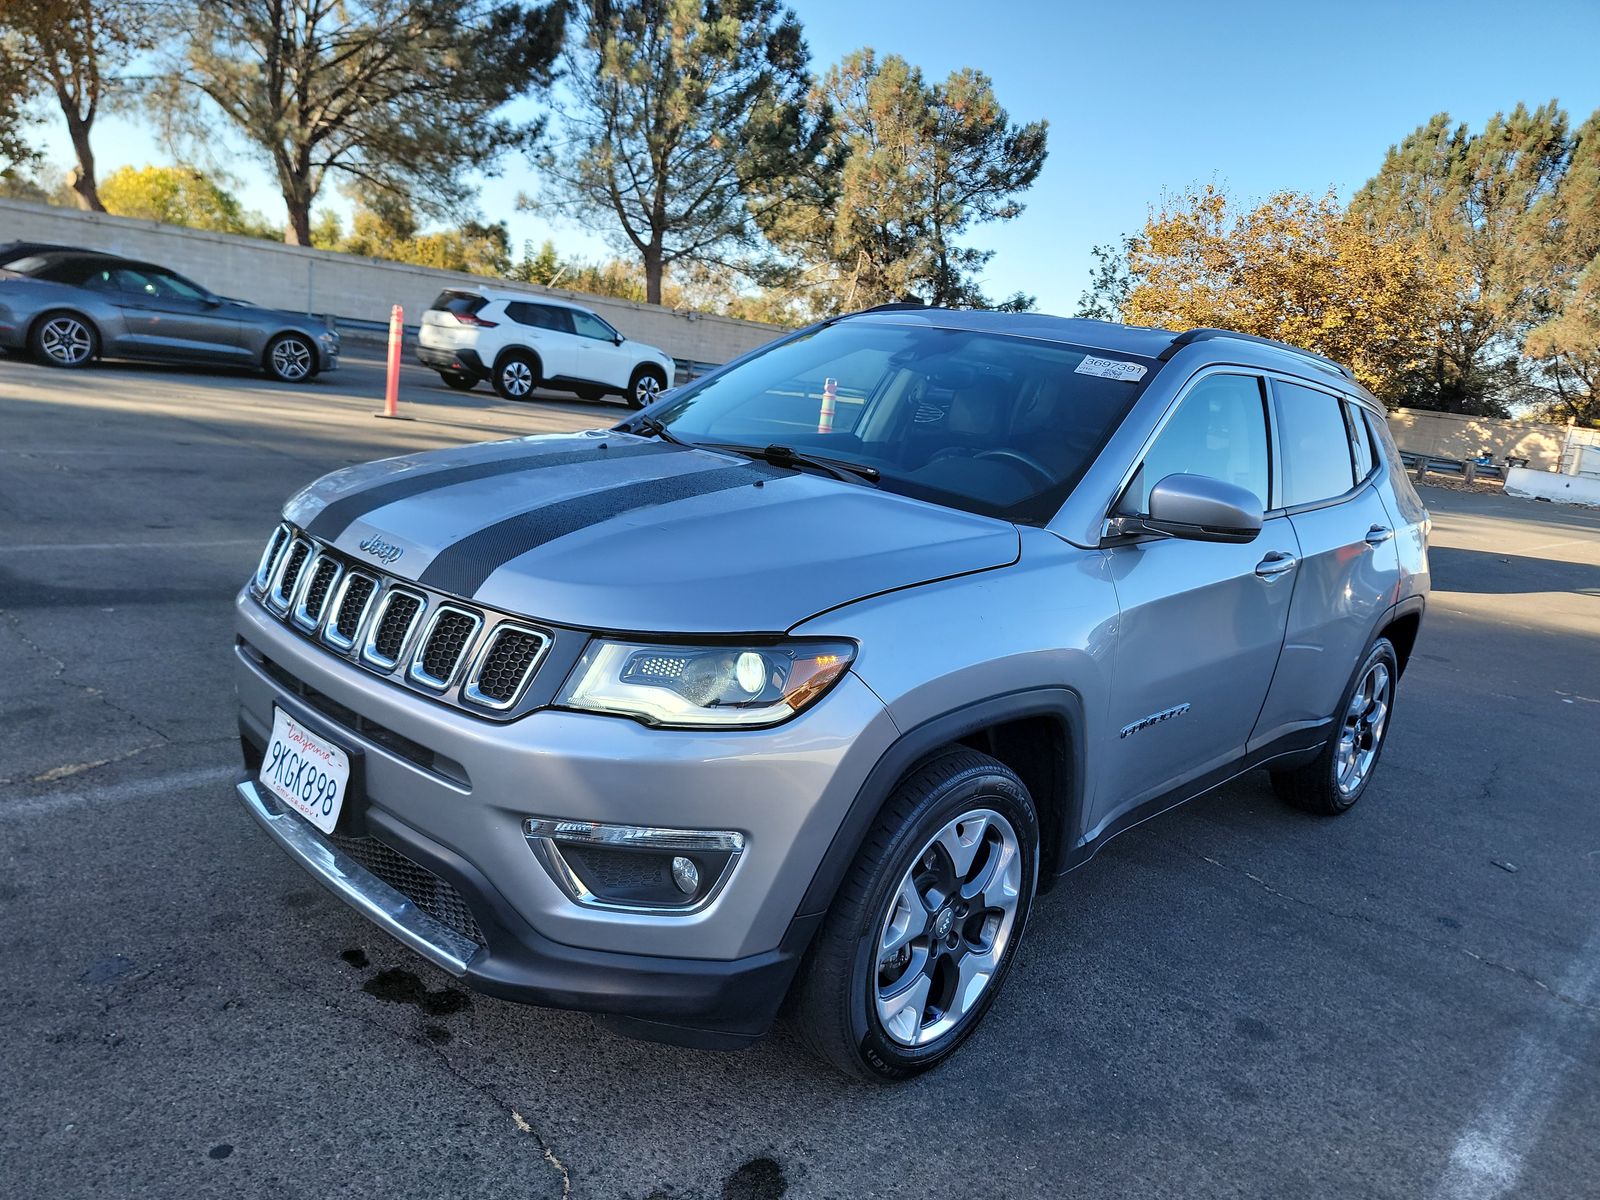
[1075,355,1147,382]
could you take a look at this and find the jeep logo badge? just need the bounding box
[358,534,405,565]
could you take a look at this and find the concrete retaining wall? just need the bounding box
[1386,407,1569,473]
[0,197,784,365]
[1505,466,1600,507]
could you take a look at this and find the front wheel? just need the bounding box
[628,365,667,409]
[1271,637,1398,815]
[31,312,98,368]
[794,749,1038,1081]
[265,333,317,383]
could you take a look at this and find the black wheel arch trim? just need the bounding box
[494,345,542,378]
[793,688,1088,927]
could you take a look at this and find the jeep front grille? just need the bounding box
[248,525,551,720]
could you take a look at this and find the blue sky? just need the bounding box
[28,0,1600,314]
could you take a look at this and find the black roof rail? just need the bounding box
[856,301,930,313]
[1158,327,1356,382]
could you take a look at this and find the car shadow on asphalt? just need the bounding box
[1428,546,1600,597]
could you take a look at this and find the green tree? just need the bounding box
[99,163,280,237]
[759,49,1047,314]
[0,0,151,211]
[1351,102,1572,414]
[337,187,512,275]
[1526,109,1600,425]
[154,0,564,246]
[1076,236,1137,322]
[0,38,39,176]
[537,0,816,305]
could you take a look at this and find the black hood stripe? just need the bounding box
[305,441,675,541]
[419,463,778,597]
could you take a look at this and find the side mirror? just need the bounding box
[204,295,223,308]
[1133,474,1263,544]
[613,334,625,345]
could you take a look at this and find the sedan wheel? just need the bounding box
[267,335,315,383]
[33,314,97,367]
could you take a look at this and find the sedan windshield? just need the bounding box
[647,320,1156,523]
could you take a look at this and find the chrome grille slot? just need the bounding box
[362,589,425,669]
[292,553,342,630]
[323,571,377,650]
[410,606,482,690]
[253,524,290,592]
[268,538,312,611]
[464,625,550,710]
[251,525,550,719]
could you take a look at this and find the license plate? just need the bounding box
[259,708,350,834]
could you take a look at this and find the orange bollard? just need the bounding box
[375,304,409,420]
[818,376,837,434]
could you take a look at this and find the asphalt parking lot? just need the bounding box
[3,350,1598,1200]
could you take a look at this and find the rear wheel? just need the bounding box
[1271,637,1398,815]
[439,371,476,392]
[30,312,98,368]
[794,749,1038,1081]
[628,365,667,409]
[265,333,317,383]
[494,351,538,400]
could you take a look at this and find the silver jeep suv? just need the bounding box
[234,308,1429,1079]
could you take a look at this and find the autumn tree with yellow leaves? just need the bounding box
[1118,185,1453,404]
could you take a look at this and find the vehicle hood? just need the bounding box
[282,432,1019,633]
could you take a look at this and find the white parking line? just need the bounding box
[1,765,237,821]
[1432,921,1600,1199]
[3,539,260,553]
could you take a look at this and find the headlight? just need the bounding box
[555,639,855,728]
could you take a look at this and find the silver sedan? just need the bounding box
[0,248,339,382]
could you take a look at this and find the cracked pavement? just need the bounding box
[3,352,1598,1198]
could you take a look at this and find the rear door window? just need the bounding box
[1274,381,1357,507]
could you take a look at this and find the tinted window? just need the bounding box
[571,310,615,341]
[1345,401,1375,480]
[1276,382,1357,506]
[653,322,1152,523]
[1123,373,1270,513]
[142,269,208,300]
[429,291,487,317]
[508,302,566,331]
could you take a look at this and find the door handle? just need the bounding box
[1364,525,1394,545]
[1255,552,1298,578]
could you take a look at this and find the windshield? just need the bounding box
[647,320,1156,523]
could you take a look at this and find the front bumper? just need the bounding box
[233,591,898,1041]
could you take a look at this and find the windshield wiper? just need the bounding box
[699,442,880,485]
[630,414,687,445]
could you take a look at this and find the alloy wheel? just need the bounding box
[272,337,313,381]
[1337,660,1391,796]
[501,360,534,397]
[41,316,93,365]
[634,373,662,405]
[874,807,1022,1047]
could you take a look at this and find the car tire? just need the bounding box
[494,351,539,400]
[29,311,99,369]
[440,371,476,392]
[265,333,318,383]
[793,748,1039,1082]
[628,365,667,409]
[1271,636,1399,816]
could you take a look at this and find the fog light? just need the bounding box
[671,855,700,895]
[523,817,744,911]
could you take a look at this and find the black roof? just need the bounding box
[844,305,1359,387]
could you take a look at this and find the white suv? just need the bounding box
[417,288,675,407]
